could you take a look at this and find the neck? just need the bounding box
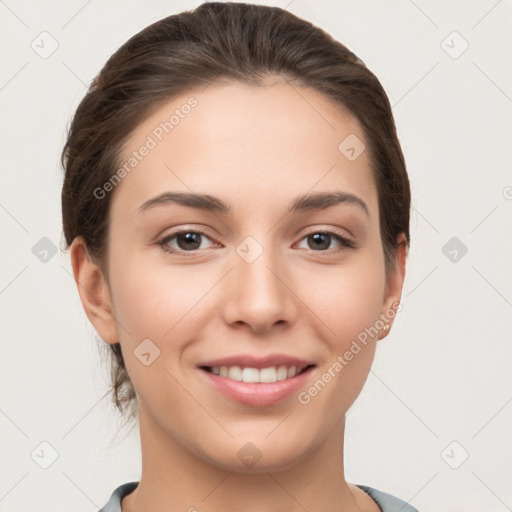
[122,409,370,512]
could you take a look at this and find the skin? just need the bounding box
[70,79,406,512]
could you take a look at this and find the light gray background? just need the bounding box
[1,1,511,511]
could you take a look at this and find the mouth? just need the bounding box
[197,355,316,407]
[200,364,315,383]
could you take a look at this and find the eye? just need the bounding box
[157,228,355,255]
[158,230,218,253]
[296,230,355,252]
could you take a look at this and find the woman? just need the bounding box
[61,3,416,511]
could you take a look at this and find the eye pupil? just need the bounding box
[178,232,201,250]
[309,233,331,250]
[163,230,348,255]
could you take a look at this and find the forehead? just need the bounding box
[113,80,378,218]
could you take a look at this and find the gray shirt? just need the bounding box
[98,481,420,511]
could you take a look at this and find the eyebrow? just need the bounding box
[138,191,369,217]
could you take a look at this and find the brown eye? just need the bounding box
[159,230,217,253]
[308,233,332,251]
[297,231,355,252]
[175,232,202,251]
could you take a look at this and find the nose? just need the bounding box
[222,240,297,334]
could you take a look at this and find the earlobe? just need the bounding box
[379,233,407,340]
[69,237,119,344]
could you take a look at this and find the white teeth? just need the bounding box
[287,366,297,378]
[227,365,243,381]
[242,367,260,383]
[208,364,306,383]
[259,367,277,383]
[276,365,288,381]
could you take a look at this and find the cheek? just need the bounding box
[107,252,221,400]
[296,255,387,344]
[107,261,200,409]
[293,252,386,406]
[108,246,206,339]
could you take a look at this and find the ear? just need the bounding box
[69,236,119,344]
[378,232,407,340]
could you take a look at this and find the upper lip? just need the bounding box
[198,354,315,371]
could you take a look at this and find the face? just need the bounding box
[76,80,405,472]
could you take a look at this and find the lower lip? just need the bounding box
[200,367,314,407]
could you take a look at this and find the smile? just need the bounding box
[202,364,312,383]
[198,355,317,407]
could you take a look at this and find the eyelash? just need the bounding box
[156,228,355,255]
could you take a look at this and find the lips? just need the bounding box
[198,354,316,406]
[199,354,314,382]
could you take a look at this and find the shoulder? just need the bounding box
[356,484,420,512]
[96,481,419,512]
[98,482,139,512]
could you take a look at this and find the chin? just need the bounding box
[198,436,317,474]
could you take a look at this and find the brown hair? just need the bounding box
[61,1,410,429]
